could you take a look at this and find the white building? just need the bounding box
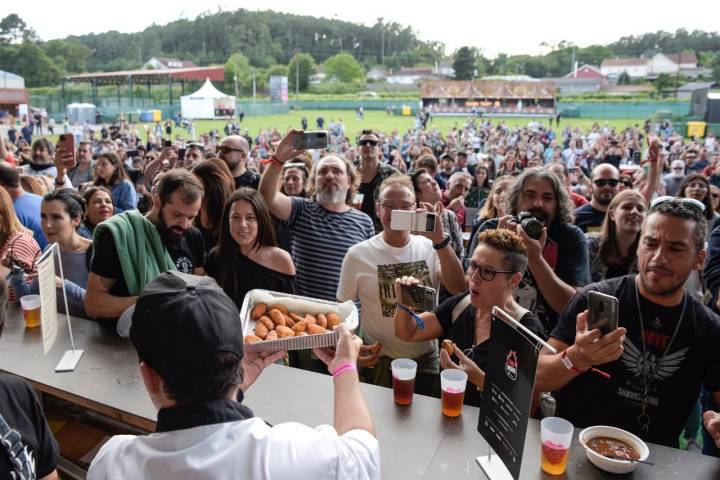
[600,58,649,79]
[142,57,198,70]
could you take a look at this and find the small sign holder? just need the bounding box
[37,244,84,372]
[476,307,557,480]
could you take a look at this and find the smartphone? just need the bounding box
[292,131,329,150]
[400,284,436,312]
[178,148,186,161]
[588,291,619,335]
[464,187,489,209]
[390,210,436,232]
[163,139,172,148]
[57,134,76,168]
[126,150,140,158]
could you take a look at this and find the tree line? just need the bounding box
[1,10,719,90]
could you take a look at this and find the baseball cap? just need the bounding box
[130,271,244,384]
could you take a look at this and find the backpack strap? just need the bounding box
[451,294,472,323]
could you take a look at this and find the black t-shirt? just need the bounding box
[480,218,590,334]
[234,170,260,190]
[206,248,296,309]
[550,275,720,447]
[574,203,606,233]
[0,374,59,479]
[435,292,545,407]
[90,226,206,298]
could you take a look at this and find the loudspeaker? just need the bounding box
[707,94,720,123]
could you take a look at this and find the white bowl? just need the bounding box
[578,425,650,474]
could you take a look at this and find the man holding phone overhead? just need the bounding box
[536,197,720,449]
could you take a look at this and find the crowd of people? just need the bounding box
[2,113,720,478]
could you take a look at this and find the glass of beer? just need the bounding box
[540,417,573,475]
[20,294,41,328]
[440,369,467,417]
[391,358,417,406]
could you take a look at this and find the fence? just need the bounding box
[556,101,690,119]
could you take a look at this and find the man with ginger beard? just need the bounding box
[574,163,620,233]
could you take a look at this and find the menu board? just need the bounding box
[36,247,58,355]
[477,308,542,480]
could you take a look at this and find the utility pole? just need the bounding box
[252,69,256,103]
[296,62,300,99]
[233,73,238,98]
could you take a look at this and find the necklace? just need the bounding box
[633,279,686,432]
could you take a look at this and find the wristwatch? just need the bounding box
[560,349,587,374]
[432,235,451,250]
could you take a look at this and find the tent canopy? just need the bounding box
[180,78,235,119]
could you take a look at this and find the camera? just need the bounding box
[514,211,544,240]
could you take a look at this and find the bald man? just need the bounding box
[574,163,620,233]
[218,135,260,189]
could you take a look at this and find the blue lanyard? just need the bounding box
[396,303,425,330]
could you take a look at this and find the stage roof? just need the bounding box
[421,80,556,100]
[66,66,224,85]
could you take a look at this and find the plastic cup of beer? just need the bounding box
[440,368,467,417]
[20,294,41,328]
[391,358,417,406]
[540,417,574,475]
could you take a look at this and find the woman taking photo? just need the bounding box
[93,152,138,213]
[393,229,544,406]
[411,168,464,260]
[206,188,296,309]
[586,189,646,283]
[192,159,234,252]
[467,175,515,257]
[8,189,92,318]
[79,186,114,238]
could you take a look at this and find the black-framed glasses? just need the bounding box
[593,179,619,188]
[650,195,706,213]
[467,261,515,281]
[358,139,378,147]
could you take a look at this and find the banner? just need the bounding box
[477,308,543,480]
[36,248,58,355]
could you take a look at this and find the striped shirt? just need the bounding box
[0,230,40,302]
[283,198,374,300]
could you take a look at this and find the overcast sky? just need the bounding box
[9,0,720,57]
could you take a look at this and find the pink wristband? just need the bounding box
[332,362,357,379]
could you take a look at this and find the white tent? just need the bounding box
[180,78,236,119]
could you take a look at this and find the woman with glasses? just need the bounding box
[393,229,543,406]
[586,190,646,283]
[678,173,720,235]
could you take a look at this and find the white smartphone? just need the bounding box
[390,210,436,232]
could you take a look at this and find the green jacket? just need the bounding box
[93,210,175,295]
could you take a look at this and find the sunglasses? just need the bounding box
[650,196,706,213]
[358,139,378,147]
[593,179,619,187]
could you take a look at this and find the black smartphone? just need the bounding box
[163,139,172,148]
[126,150,140,158]
[464,187,489,209]
[400,284,436,312]
[588,291,619,335]
[292,131,329,150]
[178,148,186,160]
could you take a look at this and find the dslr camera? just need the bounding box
[513,211,544,240]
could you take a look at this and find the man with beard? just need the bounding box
[259,130,374,302]
[217,135,260,190]
[536,198,720,449]
[85,169,205,321]
[479,168,590,334]
[574,163,620,233]
[20,138,73,188]
[356,129,399,233]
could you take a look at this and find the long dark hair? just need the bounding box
[94,152,129,187]
[214,189,277,294]
[192,159,234,233]
[678,173,714,220]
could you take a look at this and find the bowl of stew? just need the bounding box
[578,425,650,474]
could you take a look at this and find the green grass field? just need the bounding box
[29,110,647,144]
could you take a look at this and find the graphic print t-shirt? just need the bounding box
[550,275,720,447]
[337,233,439,358]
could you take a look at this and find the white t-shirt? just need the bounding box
[87,418,379,480]
[337,233,440,359]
